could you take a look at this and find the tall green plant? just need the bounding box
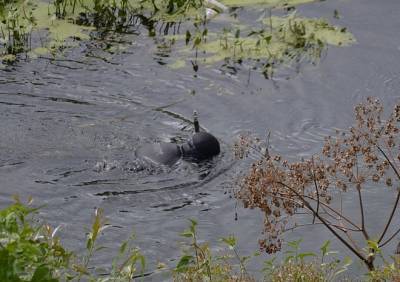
[0,197,72,281]
[174,219,255,281]
[0,0,34,57]
[263,239,352,281]
[0,198,146,281]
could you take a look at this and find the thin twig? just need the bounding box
[319,206,362,232]
[357,186,369,240]
[277,181,370,268]
[301,194,361,230]
[354,153,369,240]
[376,145,400,244]
[379,226,400,248]
[310,157,320,224]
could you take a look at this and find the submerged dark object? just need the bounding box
[136,112,220,165]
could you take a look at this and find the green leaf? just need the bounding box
[175,255,194,272]
[235,29,240,39]
[367,240,380,254]
[241,255,251,263]
[30,266,58,282]
[0,249,22,282]
[284,255,295,263]
[343,256,352,266]
[220,235,236,249]
[189,219,197,234]
[119,241,128,255]
[193,37,201,48]
[185,30,191,45]
[287,239,302,250]
[95,246,107,252]
[297,252,316,260]
[262,257,276,274]
[320,240,330,257]
[334,257,352,277]
[180,230,194,238]
[86,238,93,250]
[264,35,272,44]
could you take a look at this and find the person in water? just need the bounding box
[136,112,220,166]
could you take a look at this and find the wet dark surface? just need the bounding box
[1,0,400,279]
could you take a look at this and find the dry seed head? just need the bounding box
[235,97,400,254]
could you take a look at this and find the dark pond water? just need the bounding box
[1,0,400,279]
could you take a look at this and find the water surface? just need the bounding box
[1,0,400,279]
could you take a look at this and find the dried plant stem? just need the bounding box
[318,209,362,233]
[235,98,400,272]
[311,158,320,224]
[380,227,400,248]
[342,229,363,254]
[277,181,374,270]
[376,145,400,244]
[357,187,369,240]
[273,194,358,233]
[270,194,304,207]
[354,154,368,240]
[301,194,361,231]
[283,222,360,233]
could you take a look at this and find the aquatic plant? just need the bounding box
[234,97,400,271]
[48,0,208,31]
[0,0,212,64]
[0,0,35,58]
[0,0,355,77]
[173,219,255,281]
[174,10,354,78]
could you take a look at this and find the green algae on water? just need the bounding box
[33,2,93,49]
[168,59,186,69]
[0,0,35,56]
[170,11,355,73]
[262,13,355,46]
[1,0,356,76]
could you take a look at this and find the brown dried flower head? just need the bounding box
[234,98,400,256]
